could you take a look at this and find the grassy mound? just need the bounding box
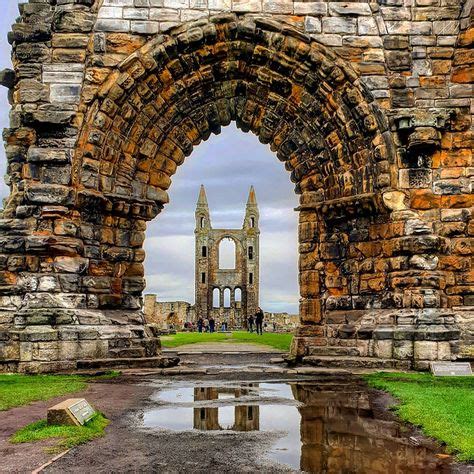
[365,372,474,461]
[11,413,109,452]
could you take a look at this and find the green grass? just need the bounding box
[0,372,120,411]
[161,330,293,351]
[365,372,474,461]
[10,413,109,452]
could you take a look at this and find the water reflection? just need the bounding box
[144,380,458,473]
[193,386,260,431]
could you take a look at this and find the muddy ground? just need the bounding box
[1,369,473,474]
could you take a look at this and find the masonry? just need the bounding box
[0,0,472,372]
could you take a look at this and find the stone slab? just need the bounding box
[47,398,95,426]
[430,362,472,376]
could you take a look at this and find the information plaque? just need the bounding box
[48,398,96,426]
[430,362,472,377]
[69,399,96,425]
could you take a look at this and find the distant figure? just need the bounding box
[197,317,203,333]
[247,315,255,333]
[209,317,215,333]
[255,308,264,335]
[273,322,277,332]
[204,318,209,332]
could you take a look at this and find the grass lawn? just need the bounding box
[161,330,293,351]
[11,413,109,452]
[365,372,474,461]
[0,372,119,411]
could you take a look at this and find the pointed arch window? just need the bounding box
[248,246,253,260]
[200,217,206,228]
[250,217,255,228]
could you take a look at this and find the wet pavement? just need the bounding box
[2,371,472,473]
[140,377,462,473]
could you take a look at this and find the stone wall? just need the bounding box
[0,0,471,371]
[144,294,195,328]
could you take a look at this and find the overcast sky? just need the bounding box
[0,1,299,313]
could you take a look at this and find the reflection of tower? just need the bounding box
[233,383,260,431]
[193,387,219,430]
[192,384,261,432]
[234,405,260,431]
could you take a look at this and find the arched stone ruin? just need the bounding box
[0,0,472,372]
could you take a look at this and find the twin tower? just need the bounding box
[195,185,260,328]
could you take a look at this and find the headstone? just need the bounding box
[430,362,472,377]
[47,398,96,426]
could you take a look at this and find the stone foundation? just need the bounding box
[293,308,471,370]
[0,309,178,373]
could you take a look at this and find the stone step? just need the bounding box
[77,356,179,370]
[109,347,146,358]
[308,346,361,357]
[302,355,412,370]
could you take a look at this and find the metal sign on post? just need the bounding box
[430,362,472,377]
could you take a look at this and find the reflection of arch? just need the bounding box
[223,288,231,308]
[212,288,220,308]
[218,238,237,269]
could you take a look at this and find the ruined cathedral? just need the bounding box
[195,186,260,328]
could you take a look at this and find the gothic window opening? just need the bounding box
[250,217,255,228]
[213,288,220,308]
[201,272,206,284]
[248,246,253,260]
[235,288,242,302]
[202,246,207,257]
[249,273,253,285]
[200,217,206,228]
[223,288,231,307]
[219,238,236,269]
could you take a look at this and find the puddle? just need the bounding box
[143,380,458,473]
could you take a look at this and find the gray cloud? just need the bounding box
[145,124,299,313]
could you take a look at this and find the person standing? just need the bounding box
[255,308,264,335]
[247,315,254,333]
[197,317,203,333]
[209,317,215,333]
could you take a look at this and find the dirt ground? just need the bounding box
[1,369,473,474]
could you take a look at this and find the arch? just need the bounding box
[223,288,231,308]
[74,14,395,216]
[219,237,237,269]
[0,6,470,374]
[69,14,401,362]
[212,288,220,308]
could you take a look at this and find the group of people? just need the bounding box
[195,317,228,333]
[184,307,267,334]
[247,307,265,335]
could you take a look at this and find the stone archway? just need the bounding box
[0,8,472,372]
[73,14,399,359]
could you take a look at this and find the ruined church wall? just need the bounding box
[0,0,471,371]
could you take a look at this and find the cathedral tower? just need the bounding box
[195,186,260,327]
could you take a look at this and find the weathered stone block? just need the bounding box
[414,340,438,360]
